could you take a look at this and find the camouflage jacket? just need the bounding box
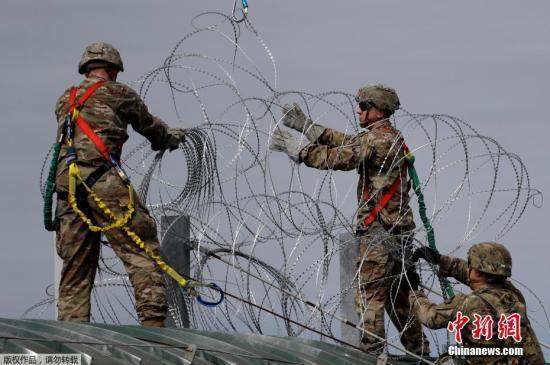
[409,255,544,364]
[54,76,177,192]
[299,119,415,233]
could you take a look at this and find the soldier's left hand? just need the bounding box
[412,246,441,265]
[282,103,309,132]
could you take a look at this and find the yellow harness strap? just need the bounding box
[67,163,190,288]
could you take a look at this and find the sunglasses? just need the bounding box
[358,100,374,112]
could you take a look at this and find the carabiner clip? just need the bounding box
[232,0,248,23]
[196,283,225,307]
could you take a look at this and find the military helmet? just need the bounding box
[467,242,512,277]
[355,84,400,114]
[78,42,124,74]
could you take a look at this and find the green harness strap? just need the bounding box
[43,143,61,231]
[405,147,455,298]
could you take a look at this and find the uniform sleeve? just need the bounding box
[504,281,527,304]
[54,94,66,119]
[316,127,355,147]
[54,90,70,140]
[116,86,175,151]
[439,255,469,285]
[299,133,373,171]
[409,290,466,329]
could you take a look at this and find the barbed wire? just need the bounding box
[32,10,547,360]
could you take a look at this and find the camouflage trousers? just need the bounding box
[355,222,429,354]
[55,167,167,323]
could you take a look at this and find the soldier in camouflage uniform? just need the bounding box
[269,84,429,354]
[410,242,545,364]
[54,42,186,327]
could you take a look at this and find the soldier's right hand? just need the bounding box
[412,246,441,265]
[165,128,186,151]
[269,127,306,163]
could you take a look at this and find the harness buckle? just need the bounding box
[112,160,130,186]
[66,147,77,165]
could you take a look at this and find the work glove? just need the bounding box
[412,246,441,265]
[165,128,186,151]
[269,128,307,163]
[282,103,326,142]
[406,269,421,291]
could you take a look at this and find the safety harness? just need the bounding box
[43,80,223,306]
[361,169,405,227]
[360,129,455,298]
[61,81,134,233]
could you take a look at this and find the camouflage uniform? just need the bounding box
[299,120,429,354]
[410,255,545,364]
[54,76,180,323]
[299,120,415,233]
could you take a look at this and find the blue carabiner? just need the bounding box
[232,0,248,23]
[196,283,225,307]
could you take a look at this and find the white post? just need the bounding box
[161,215,191,328]
[339,232,360,347]
[53,233,62,320]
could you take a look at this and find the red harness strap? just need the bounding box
[361,138,410,228]
[69,80,104,110]
[362,173,403,227]
[68,81,112,161]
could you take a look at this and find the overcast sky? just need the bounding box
[1,0,549,353]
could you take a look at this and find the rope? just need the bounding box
[218,286,436,364]
[43,143,61,231]
[405,146,455,298]
[187,243,433,362]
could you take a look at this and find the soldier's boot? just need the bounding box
[142,317,165,327]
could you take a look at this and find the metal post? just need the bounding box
[54,234,62,320]
[161,215,191,328]
[339,232,360,347]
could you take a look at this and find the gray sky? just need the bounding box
[1,0,549,351]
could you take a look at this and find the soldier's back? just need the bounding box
[459,286,544,365]
[54,77,142,180]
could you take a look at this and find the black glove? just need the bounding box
[412,246,441,265]
[165,128,186,151]
[407,270,421,290]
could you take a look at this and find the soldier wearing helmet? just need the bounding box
[78,42,125,75]
[410,243,544,364]
[53,42,187,327]
[269,84,429,354]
